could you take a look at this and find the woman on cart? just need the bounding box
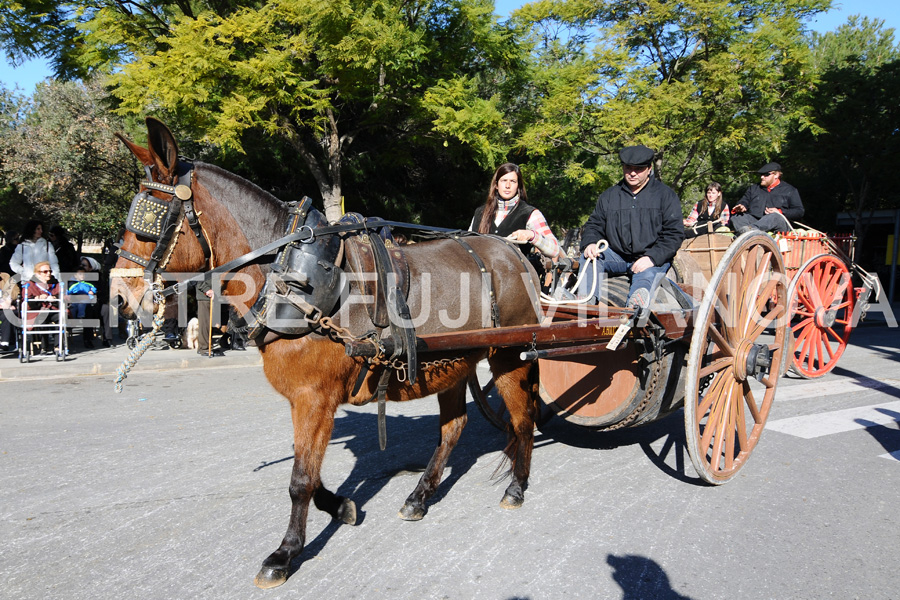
[470,162,561,282]
[683,181,730,238]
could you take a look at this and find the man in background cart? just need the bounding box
[731,161,804,234]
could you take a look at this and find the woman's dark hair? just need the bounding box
[705,181,725,220]
[477,163,527,234]
[22,220,43,240]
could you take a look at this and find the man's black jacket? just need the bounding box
[580,177,684,267]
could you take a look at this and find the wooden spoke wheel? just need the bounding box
[684,232,789,485]
[787,254,854,379]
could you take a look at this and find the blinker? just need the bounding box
[125,191,171,241]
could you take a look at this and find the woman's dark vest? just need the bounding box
[472,198,543,274]
[694,203,721,227]
[473,198,537,249]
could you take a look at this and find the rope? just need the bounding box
[539,240,609,306]
[113,313,163,393]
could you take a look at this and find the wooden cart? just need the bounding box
[679,225,876,379]
[350,230,793,485]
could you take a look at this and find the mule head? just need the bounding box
[111,117,209,321]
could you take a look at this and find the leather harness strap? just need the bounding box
[450,234,501,328]
[368,233,418,385]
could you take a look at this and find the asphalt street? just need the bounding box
[1,312,899,600]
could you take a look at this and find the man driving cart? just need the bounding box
[576,145,684,307]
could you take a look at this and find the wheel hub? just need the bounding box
[734,339,772,382]
[815,306,837,328]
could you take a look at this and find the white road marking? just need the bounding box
[879,451,900,462]
[776,378,900,402]
[767,400,900,439]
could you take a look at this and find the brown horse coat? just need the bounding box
[113,118,541,589]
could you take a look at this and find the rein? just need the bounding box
[120,217,464,300]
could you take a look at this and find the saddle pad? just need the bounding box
[343,234,410,329]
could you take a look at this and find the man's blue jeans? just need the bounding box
[576,246,669,304]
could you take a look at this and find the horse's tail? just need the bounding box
[491,434,516,482]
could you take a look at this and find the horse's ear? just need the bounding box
[145,117,180,180]
[115,132,154,167]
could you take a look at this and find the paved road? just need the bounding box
[1,319,898,600]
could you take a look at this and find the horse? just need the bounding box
[111,117,541,589]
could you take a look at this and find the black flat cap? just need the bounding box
[756,161,782,173]
[619,145,655,167]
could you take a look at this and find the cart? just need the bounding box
[18,283,68,363]
[679,224,877,379]
[347,230,792,485]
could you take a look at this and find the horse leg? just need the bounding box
[254,394,339,589]
[490,353,536,509]
[398,381,468,521]
[313,484,357,525]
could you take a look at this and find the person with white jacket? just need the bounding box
[9,220,60,282]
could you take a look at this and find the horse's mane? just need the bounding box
[195,162,291,252]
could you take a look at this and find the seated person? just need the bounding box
[576,145,684,306]
[67,267,97,320]
[684,181,730,238]
[470,162,561,280]
[731,162,804,234]
[21,261,62,353]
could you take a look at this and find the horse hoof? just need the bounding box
[338,498,357,525]
[398,503,426,521]
[254,566,288,589]
[500,493,524,510]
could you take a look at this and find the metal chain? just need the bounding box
[598,352,664,432]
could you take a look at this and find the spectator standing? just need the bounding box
[49,226,80,275]
[10,220,60,281]
[80,256,113,347]
[1,231,20,276]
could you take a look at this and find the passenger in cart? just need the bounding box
[576,144,684,306]
[730,161,804,234]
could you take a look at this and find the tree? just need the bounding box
[0,79,139,241]
[783,17,900,248]
[70,0,519,222]
[474,0,831,221]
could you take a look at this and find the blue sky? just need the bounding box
[2,0,899,94]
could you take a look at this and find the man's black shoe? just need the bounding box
[198,349,225,357]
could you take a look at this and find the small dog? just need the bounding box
[185,317,200,350]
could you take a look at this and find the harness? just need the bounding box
[112,162,211,301]
[112,166,526,447]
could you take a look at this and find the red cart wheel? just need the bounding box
[787,254,854,379]
[684,232,789,485]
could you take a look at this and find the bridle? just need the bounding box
[110,160,211,304]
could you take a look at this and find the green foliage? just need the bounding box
[0,0,84,79]
[5,0,897,245]
[506,0,829,223]
[87,0,523,221]
[782,16,900,242]
[0,79,138,240]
